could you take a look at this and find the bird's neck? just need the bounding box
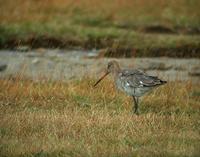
[112,67,121,79]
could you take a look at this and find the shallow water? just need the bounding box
[0,49,199,82]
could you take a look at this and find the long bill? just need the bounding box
[93,71,109,87]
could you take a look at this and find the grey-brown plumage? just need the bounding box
[94,60,167,114]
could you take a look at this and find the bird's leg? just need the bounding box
[132,96,139,115]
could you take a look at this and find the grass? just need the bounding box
[0,77,200,157]
[0,0,200,57]
[1,0,200,26]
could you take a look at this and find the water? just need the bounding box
[0,49,199,82]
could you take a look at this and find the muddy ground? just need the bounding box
[0,49,199,83]
[1,36,200,58]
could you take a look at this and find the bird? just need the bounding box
[93,60,167,114]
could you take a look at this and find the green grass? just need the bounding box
[1,22,200,51]
[0,0,200,57]
[0,78,200,157]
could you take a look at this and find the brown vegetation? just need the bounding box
[0,77,200,156]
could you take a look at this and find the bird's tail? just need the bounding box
[160,80,167,85]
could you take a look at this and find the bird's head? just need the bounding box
[93,60,120,87]
[106,60,120,74]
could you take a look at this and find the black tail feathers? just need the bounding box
[160,80,167,84]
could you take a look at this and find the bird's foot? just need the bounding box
[133,110,139,116]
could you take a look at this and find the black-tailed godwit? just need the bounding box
[94,60,167,114]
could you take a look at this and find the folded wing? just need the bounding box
[120,69,167,88]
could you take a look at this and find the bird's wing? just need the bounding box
[120,69,166,87]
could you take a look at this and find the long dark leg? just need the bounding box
[132,96,139,115]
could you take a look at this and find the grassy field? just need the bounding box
[0,0,200,57]
[0,77,200,157]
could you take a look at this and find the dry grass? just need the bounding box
[0,77,200,157]
[1,0,200,26]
